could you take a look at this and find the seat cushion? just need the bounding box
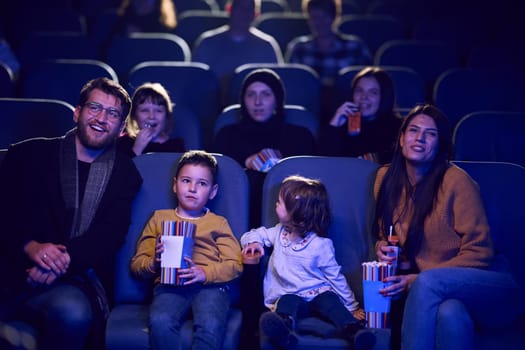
[106,304,242,350]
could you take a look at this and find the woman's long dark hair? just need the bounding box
[375,104,453,265]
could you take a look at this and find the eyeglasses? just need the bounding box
[83,101,122,121]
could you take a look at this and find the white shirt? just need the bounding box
[241,223,359,312]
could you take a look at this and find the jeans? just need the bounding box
[18,283,93,350]
[149,283,231,350]
[402,267,522,350]
[276,291,357,329]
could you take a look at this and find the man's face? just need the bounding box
[229,0,256,31]
[73,88,124,151]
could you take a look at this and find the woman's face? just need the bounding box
[352,76,381,119]
[243,81,277,123]
[400,114,439,166]
[134,98,168,135]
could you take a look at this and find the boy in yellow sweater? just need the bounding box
[130,150,243,350]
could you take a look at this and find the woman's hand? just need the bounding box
[180,257,205,285]
[329,102,359,127]
[244,153,260,171]
[376,240,397,265]
[242,242,265,257]
[380,274,418,297]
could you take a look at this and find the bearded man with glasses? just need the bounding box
[0,77,143,349]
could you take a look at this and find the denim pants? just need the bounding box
[17,283,93,350]
[275,291,357,329]
[401,267,522,350]
[149,283,231,350]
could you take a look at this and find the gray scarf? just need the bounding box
[60,128,116,238]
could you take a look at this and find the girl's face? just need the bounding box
[134,99,168,138]
[400,114,439,167]
[243,81,277,123]
[275,194,289,223]
[352,76,381,119]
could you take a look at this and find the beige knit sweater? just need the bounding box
[374,164,494,272]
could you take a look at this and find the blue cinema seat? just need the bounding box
[105,152,249,350]
[452,161,525,350]
[253,157,525,350]
[257,156,388,350]
[453,111,525,168]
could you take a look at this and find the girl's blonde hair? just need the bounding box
[279,175,331,237]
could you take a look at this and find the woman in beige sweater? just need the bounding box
[372,104,522,350]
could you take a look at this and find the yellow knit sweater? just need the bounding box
[374,164,494,271]
[131,209,243,284]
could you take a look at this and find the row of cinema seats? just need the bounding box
[0,151,523,349]
[2,57,523,142]
[103,152,525,350]
[1,95,524,168]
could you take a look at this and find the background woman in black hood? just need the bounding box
[212,68,316,227]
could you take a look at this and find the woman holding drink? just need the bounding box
[372,104,523,350]
[318,66,402,164]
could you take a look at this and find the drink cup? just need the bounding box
[386,246,400,272]
[347,106,361,135]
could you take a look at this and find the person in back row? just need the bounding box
[210,68,316,228]
[192,0,283,106]
[117,82,185,157]
[0,77,142,349]
[317,66,403,164]
[286,0,372,88]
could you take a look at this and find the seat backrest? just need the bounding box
[261,0,289,13]
[466,44,523,73]
[127,61,220,147]
[21,59,118,106]
[337,14,406,55]
[105,32,191,83]
[0,149,7,167]
[0,98,75,149]
[375,39,460,96]
[452,161,525,288]
[331,64,425,113]
[453,111,525,168]
[261,156,379,303]
[254,12,310,55]
[0,62,15,98]
[114,152,250,304]
[171,104,202,150]
[213,104,319,140]
[227,62,321,115]
[7,7,86,46]
[16,32,100,72]
[411,16,488,61]
[433,68,525,128]
[173,10,229,49]
[173,0,219,14]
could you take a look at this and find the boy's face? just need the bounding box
[173,164,218,217]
